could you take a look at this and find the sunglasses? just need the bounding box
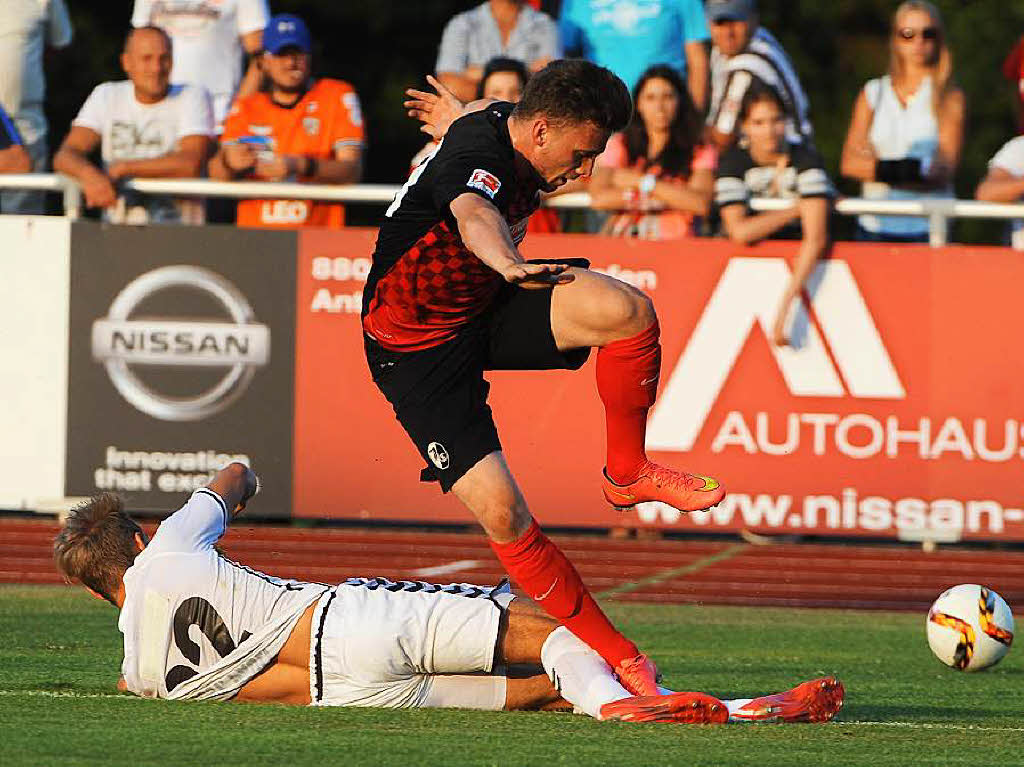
[897,26,939,41]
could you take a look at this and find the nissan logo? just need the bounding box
[91,265,270,422]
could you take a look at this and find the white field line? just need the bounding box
[0,690,146,700]
[409,559,484,578]
[837,720,1024,733]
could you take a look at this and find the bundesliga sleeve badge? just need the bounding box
[467,168,501,199]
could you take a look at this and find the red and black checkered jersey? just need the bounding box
[363,102,543,352]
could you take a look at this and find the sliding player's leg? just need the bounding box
[498,601,726,723]
[548,268,726,513]
[497,601,843,723]
[452,452,658,696]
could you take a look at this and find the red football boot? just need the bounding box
[600,691,729,724]
[730,676,845,723]
[613,653,661,697]
[603,460,725,512]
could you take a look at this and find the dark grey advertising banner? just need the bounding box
[65,223,298,517]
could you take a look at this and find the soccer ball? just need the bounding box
[926,584,1015,671]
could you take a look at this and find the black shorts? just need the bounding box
[364,259,591,492]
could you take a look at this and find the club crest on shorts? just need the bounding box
[467,168,501,199]
[427,442,450,470]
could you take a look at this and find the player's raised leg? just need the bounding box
[453,451,660,696]
[549,268,726,512]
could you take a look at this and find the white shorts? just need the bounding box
[309,578,516,710]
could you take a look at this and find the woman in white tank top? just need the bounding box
[840,0,965,242]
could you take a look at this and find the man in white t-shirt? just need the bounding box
[132,0,269,126]
[976,136,1024,249]
[54,26,214,225]
[52,461,844,722]
[0,0,73,213]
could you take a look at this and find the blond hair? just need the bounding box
[53,493,143,604]
[888,0,954,114]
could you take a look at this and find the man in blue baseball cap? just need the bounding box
[262,13,312,56]
[209,13,365,229]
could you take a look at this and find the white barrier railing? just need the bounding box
[3,174,1024,248]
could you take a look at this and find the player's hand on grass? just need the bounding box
[500,261,575,289]
[82,170,117,209]
[405,75,464,140]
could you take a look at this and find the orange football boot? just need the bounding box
[600,691,729,724]
[603,460,725,512]
[613,653,661,697]
[730,676,845,723]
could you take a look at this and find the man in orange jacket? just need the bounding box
[210,14,364,228]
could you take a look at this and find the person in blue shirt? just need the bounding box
[0,104,32,180]
[559,0,709,109]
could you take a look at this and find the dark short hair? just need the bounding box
[513,59,632,133]
[54,493,143,604]
[477,57,530,100]
[738,81,785,123]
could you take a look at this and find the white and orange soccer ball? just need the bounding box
[926,584,1015,671]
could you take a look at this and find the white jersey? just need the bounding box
[72,80,214,224]
[988,135,1024,248]
[118,488,327,701]
[132,0,269,123]
[0,0,73,144]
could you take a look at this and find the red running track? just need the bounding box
[4,518,1024,611]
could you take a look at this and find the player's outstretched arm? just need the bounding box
[450,193,573,288]
[404,75,496,141]
[206,462,260,518]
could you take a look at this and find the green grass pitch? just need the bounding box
[2,585,1022,766]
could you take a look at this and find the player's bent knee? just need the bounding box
[476,502,531,544]
[599,281,656,336]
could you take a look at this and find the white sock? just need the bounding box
[660,685,752,723]
[540,626,631,720]
[725,698,754,722]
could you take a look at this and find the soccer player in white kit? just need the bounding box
[53,463,844,723]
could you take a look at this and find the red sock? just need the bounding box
[490,520,639,667]
[596,320,661,484]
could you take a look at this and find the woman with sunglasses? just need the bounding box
[840,0,965,242]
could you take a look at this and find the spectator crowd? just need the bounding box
[2,1,1024,278]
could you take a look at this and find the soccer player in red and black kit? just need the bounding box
[362,60,726,696]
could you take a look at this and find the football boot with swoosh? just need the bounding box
[600,691,729,724]
[602,460,725,512]
[730,676,845,723]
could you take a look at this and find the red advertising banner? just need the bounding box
[294,230,1024,541]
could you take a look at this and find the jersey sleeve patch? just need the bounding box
[467,168,502,199]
